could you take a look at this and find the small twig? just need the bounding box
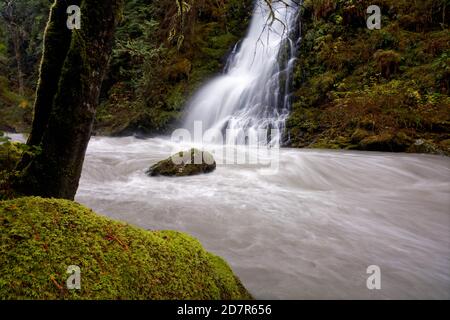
[50,275,63,291]
[106,233,129,250]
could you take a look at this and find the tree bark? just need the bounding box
[15,0,123,200]
[26,0,77,148]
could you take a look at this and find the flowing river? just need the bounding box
[74,136,450,299]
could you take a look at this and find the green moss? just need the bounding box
[147,148,216,177]
[407,138,443,154]
[0,197,252,300]
[351,128,370,143]
[0,76,32,132]
[27,0,78,146]
[95,0,253,135]
[359,133,395,151]
[374,50,401,79]
[311,136,353,150]
[0,141,23,171]
[201,32,238,60]
[288,0,450,155]
[166,83,188,112]
[357,131,415,152]
[0,141,25,200]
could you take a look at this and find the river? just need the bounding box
[74,135,450,299]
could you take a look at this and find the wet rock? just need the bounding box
[407,139,443,155]
[147,148,216,177]
[359,131,412,152]
[350,129,370,143]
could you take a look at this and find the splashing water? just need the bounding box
[183,0,300,146]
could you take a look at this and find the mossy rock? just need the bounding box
[359,131,413,152]
[407,139,442,155]
[439,139,450,152]
[350,129,370,143]
[147,148,216,177]
[0,141,24,172]
[0,197,252,300]
[0,141,22,200]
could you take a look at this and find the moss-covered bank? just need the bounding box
[287,0,449,155]
[0,197,252,299]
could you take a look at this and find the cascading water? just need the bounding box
[183,0,300,146]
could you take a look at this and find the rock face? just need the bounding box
[147,148,216,177]
[358,131,413,152]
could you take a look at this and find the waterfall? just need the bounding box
[183,0,300,146]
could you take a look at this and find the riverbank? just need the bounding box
[1,1,448,156]
[0,196,252,299]
[287,0,449,156]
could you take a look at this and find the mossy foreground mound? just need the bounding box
[0,197,251,300]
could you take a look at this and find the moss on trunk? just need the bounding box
[16,0,124,199]
[26,0,79,148]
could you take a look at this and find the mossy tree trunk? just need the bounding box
[25,0,77,149]
[16,0,123,200]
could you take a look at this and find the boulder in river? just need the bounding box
[146,148,216,177]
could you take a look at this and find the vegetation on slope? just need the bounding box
[0,0,448,155]
[0,0,253,135]
[0,134,30,200]
[287,0,450,154]
[0,0,49,132]
[94,0,253,135]
[0,196,252,299]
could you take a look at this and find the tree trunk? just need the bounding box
[16,0,76,171]
[26,0,77,148]
[15,0,123,200]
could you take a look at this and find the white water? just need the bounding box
[75,136,450,299]
[183,0,299,145]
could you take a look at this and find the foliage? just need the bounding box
[0,0,448,156]
[287,0,450,154]
[0,0,51,132]
[95,0,253,135]
[0,197,252,299]
[0,0,50,109]
[0,136,42,200]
